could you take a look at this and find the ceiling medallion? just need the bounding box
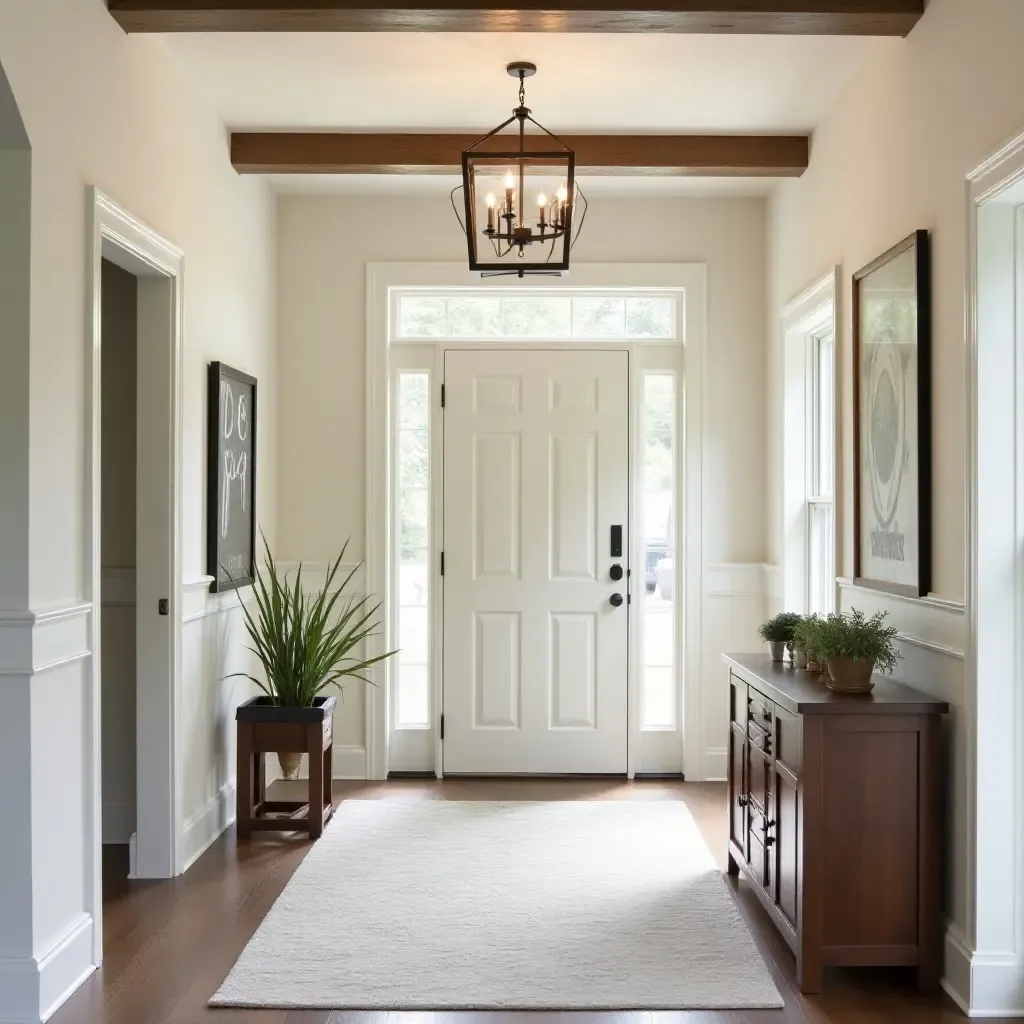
[453,62,588,278]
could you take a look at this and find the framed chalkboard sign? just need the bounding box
[207,362,257,592]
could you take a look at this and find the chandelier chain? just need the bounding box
[518,73,526,108]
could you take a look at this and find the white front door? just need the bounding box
[442,349,630,774]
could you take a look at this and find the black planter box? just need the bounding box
[235,694,337,723]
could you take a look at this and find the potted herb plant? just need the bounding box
[792,614,823,672]
[229,535,397,780]
[812,609,900,693]
[757,611,803,663]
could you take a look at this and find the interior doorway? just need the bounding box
[99,258,140,880]
[86,190,184,965]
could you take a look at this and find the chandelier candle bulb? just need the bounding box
[537,193,547,227]
[485,193,496,232]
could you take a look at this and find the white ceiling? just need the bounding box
[164,31,887,196]
[166,32,884,132]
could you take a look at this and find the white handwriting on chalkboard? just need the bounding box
[220,381,251,541]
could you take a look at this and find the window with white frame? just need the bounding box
[807,331,835,614]
[396,292,677,341]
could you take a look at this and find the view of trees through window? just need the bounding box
[642,374,677,729]
[396,373,430,727]
[397,294,675,340]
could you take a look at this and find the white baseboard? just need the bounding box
[942,924,1024,1017]
[182,780,236,872]
[701,746,727,782]
[291,744,368,781]
[0,913,95,1024]
[944,924,974,1015]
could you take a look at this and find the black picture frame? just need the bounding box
[207,362,257,593]
[852,229,932,598]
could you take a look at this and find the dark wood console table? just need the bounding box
[722,653,949,993]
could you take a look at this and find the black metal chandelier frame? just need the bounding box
[453,62,588,277]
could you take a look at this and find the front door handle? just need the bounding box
[610,593,624,608]
[609,564,624,582]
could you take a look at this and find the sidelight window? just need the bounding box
[395,372,431,728]
[641,373,677,729]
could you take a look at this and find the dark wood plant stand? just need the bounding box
[235,695,336,840]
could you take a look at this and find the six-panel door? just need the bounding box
[442,349,630,774]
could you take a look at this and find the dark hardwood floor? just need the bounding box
[52,779,986,1024]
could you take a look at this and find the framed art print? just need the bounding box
[207,361,257,592]
[852,229,932,597]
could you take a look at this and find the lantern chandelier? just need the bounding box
[453,62,588,277]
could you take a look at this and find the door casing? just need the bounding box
[366,263,708,782]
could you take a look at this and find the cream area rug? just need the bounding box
[211,800,783,1010]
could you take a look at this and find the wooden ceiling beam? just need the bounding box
[230,133,810,177]
[108,1,924,36]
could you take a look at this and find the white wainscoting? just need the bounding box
[0,603,96,1024]
[836,579,971,1011]
[700,564,776,781]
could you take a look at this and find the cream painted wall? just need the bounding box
[278,194,767,565]
[767,0,1024,600]
[766,0,1024,999]
[278,193,768,755]
[0,3,276,1018]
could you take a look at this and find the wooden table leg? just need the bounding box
[236,722,253,840]
[323,740,333,821]
[307,723,325,839]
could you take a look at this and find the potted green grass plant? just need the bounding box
[229,535,397,779]
[757,611,803,663]
[812,609,900,693]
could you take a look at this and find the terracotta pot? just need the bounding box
[277,751,303,780]
[794,648,808,670]
[768,641,786,663]
[826,655,876,693]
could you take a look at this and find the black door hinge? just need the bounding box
[441,384,446,408]
[440,713,445,740]
[440,551,445,576]
[158,598,169,616]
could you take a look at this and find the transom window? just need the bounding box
[395,292,677,341]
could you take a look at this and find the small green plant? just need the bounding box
[228,534,398,706]
[757,611,803,645]
[792,614,823,659]
[811,609,901,675]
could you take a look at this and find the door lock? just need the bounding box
[610,593,624,608]
[609,564,624,582]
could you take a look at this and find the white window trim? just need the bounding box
[366,263,708,781]
[781,268,840,615]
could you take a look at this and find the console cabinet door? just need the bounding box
[773,761,799,936]
[728,674,748,855]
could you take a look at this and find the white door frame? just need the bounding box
[85,189,184,964]
[366,262,707,781]
[964,130,1024,1015]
